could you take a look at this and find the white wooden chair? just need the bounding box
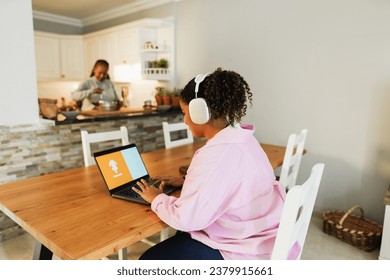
[271,163,325,260]
[279,129,308,191]
[162,121,194,149]
[80,126,169,257]
[80,126,129,259]
[81,126,129,167]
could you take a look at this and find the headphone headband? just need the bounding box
[194,73,210,97]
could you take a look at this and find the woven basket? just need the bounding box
[322,205,383,252]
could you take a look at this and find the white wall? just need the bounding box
[0,0,39,126]
[176,0,390,222]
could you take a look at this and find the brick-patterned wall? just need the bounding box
[0,113,183,241]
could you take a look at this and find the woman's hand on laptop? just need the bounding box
[133,179,164,203]
[153,176,184,187]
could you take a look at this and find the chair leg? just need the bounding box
[118,248,128,260]
[160,227,170,241]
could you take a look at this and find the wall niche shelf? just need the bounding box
[142,68,171,80]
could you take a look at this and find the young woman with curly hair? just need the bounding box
[133,68,289,260]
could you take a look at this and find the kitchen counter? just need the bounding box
[54,107,181,125]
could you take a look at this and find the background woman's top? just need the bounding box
[72,77,121,111]
[151,124,287,260]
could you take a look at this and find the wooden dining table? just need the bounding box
[0,140,287,260]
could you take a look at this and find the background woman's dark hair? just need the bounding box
[90,59,110,79]
[180,67,253,126]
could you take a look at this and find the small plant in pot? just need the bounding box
[155,87,165,105]
[157,58,169,69]
[162,91,171,106]
[170,88,182,109]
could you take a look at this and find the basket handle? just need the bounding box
[338,205,364,226]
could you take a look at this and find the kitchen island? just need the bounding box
[1,108,184,185]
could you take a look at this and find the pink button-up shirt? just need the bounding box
[151,124,286,259]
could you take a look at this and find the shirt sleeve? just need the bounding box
[71,81,94,101]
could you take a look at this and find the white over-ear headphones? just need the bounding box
[189,73,210,124]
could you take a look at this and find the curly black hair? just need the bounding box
[181,67,253,126]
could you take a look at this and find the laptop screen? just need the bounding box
[94,144,148,191]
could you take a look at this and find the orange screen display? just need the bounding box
[96,151,133,190]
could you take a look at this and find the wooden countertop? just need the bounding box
[55,107,181,125]
[80,107,155,117]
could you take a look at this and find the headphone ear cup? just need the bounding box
[189,98,210,125]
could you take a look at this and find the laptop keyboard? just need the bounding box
[116,187,139,198]
[115,178,157,198]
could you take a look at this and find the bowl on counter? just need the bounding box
[60,110,80,119]
[98,100,119,111]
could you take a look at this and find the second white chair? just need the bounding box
[271,163,325,260]
[279,129,308,191]
[162,121,194,149]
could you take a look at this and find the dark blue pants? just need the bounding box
[139,232,224,260]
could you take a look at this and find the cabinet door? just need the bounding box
[84,37,98,79]
[96,34,114,65]
[60,38,84,80]
[113,28,140,65]
[35,35,61,80]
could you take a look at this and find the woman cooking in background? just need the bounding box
[72,59,122,111]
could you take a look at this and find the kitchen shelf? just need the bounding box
[141,47,169,53]
[142,68,171,80]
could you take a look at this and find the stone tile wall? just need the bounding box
[0,113,183,241]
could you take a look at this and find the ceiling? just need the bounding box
[31,0,175,26]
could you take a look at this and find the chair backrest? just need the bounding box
[162,121,194,149]
[271,163,324,260]
[80,126,129,167]
[279,129,308,190]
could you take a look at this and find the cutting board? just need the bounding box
[81,107,155,117]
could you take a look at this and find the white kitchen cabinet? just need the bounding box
[113,28,140,65]
[35,32,84,81]
[34,35,61,79]
[60,38,84,80]
[83,21,173,82]
[96,34,114,66]
[83,33,115,78]
[83,36,98,78]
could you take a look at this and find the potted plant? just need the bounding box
[162,90,171,105]
[157,58,169,69]
[170,88,182,108]
[155,87,165,105]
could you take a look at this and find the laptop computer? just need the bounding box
[94,143,176,205]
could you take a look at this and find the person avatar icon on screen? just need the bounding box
[109,160,118,173]
[109,160,122,178]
